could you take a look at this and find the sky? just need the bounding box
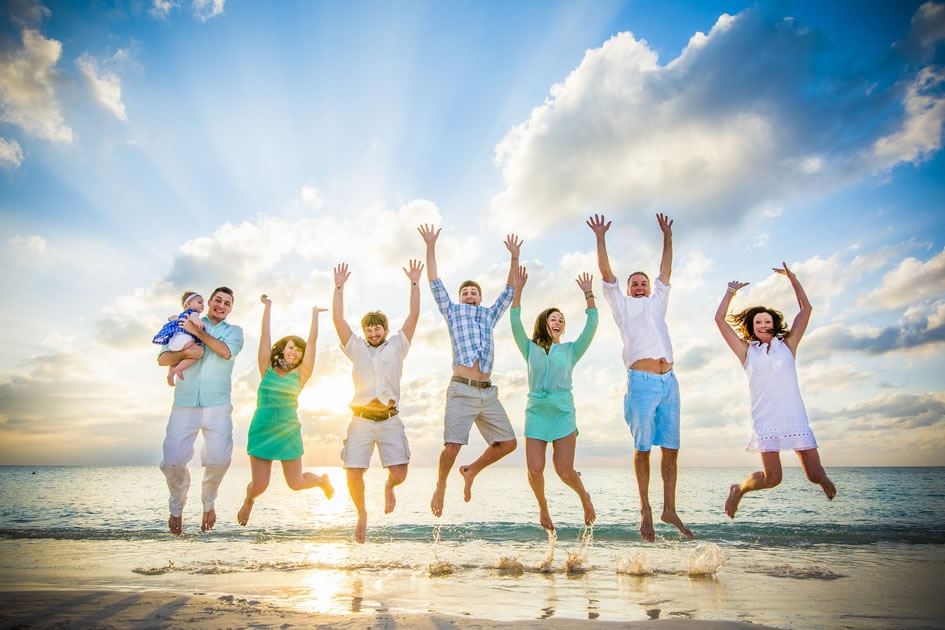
[0,0,943,468]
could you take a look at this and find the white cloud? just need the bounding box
[903,1,945,61]
[860,247,945,310]
[0,29,73,143]
[8,234,47,255]
[300,184,323,209]
[192,0,224,21]
[76,53,127,121]
[489,6,945,237]
[0,137,24,168]
[149,0,178,19]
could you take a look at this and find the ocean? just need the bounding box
[1,465,943,628]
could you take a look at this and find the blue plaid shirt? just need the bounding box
[430,278,513,374]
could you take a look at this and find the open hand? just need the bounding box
[513,264,528,290]
[586,213,611,237]
[727,281,749,292]
[312,306,328,315]
[504,234,523,258]
[773,262,796,280]
[403,259,424,283]
[657,213,674,237]
[575,272,593,293]
[334,263,351,287]
[418,224,441,245]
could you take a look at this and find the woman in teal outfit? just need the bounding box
[510,265,598,532]
[238,295,334,526]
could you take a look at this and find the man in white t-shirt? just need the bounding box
[587,213,694,542]
[332,260,422,544]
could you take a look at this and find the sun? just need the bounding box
[299,373,354,416]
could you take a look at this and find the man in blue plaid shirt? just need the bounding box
[419,223,521,517]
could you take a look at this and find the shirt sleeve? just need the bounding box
[572,308,598,363]
[222,325,244,358]
[489,285,514,325]
[393,330,411,360]
[601,279,627,325]
[341,333,361,360]
[509,307,530,360]
[430,278,452,318]
[653,278,670,314]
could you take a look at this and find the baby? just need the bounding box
[152,291,206,386]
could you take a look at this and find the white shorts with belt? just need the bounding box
[340,414,410,469]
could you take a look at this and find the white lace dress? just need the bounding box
[742,337,818,453]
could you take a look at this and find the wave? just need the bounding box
[1,521,943,545]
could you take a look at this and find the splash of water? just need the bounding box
[565,524,594,574]
[687,543,726,576]
[616,550,652,576]
[428,522,454,576]
[132,560,175,575]
[537,528,557,573]
[495,556,524,575]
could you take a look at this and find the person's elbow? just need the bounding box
[156,352,172,367]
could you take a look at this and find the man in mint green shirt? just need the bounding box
[157,286,244,535]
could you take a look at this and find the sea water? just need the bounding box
[1,466,943,628]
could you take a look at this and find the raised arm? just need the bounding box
[586,214,616,284]
[504,234,522,287]
[401,259,423,342]
[418,224,441,282]
[332,263,353,347]
[572,272,598,362]
[299,306,327,387]
[776,262,812,356]
[657,213,673,285]
[257,294,272,377]
[715,282,750,364]
[509,264,530,359]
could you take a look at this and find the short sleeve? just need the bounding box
[341,333,363,360]
[223,325,244,358]
[392,330,411,360]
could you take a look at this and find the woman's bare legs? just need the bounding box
[525,438,553,530]
[725,451,782,518]
[237,456,272,526]
[281,458,334,497]
[551,431,595,526]
[796,448,836,500]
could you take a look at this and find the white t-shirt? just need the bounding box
[601,277,674,369]
[341,330,410,408]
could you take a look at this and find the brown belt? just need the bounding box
[451,375,492,389]
[351,407,398,421]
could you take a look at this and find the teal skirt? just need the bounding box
[247,407,303,461]
[524,392,577,442]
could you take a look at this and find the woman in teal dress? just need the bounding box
[510,265,598,532]
[238,295,334,526]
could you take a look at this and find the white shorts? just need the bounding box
[443,381,515,445]
[340,415,410,469]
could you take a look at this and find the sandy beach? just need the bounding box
[0,589,780,629]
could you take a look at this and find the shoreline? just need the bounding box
[0,589,780,629]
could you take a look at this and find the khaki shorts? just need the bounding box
[443,381,515,445]
[341,415,410,469]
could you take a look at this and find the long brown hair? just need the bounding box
[728,306,788,342]
[532,308,563,354]
[270,335,306,369]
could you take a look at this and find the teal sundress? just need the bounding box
[247,367,303,460]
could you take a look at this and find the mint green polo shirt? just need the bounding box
[161,317,244,407]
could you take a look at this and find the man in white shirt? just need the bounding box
[332,260,422,544]
[587,213,694,542]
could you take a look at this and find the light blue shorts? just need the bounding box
[623,369,680,451]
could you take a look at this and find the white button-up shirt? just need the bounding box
[602,278,674,369]
[341,330,411,408]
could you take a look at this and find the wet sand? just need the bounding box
[0,589,780,629]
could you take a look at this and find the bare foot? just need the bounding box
[430,484,446,517]
[725,483,742,519]
[168,514,182,536]
[822,477,837,500]
[639,509,655,542]
[237,498,254,526]
[459,465,475,503]
[166,370,177,387]
[581,492,596,526]
[201,509,216,532]
[320,474,334,500]
[355,513,367,544]
[539,506,554,531]
[384,482,396,514]
[660,509,694,539]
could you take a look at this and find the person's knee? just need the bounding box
[286,476,307,491]
[388,467,408,485]
[444,443,462,458]
[249,479,269,496]
[804,467,824,484]
[527,463,544,480]
[553,462,577,483]
[765,471,782,488]
[634,449,651,462]
[498,438,517,454]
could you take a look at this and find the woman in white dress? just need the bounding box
[714,262,836,518]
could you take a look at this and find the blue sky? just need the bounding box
[1,0,943,467]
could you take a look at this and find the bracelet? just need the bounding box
[726,287,737,295]
[584,291,594,298]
